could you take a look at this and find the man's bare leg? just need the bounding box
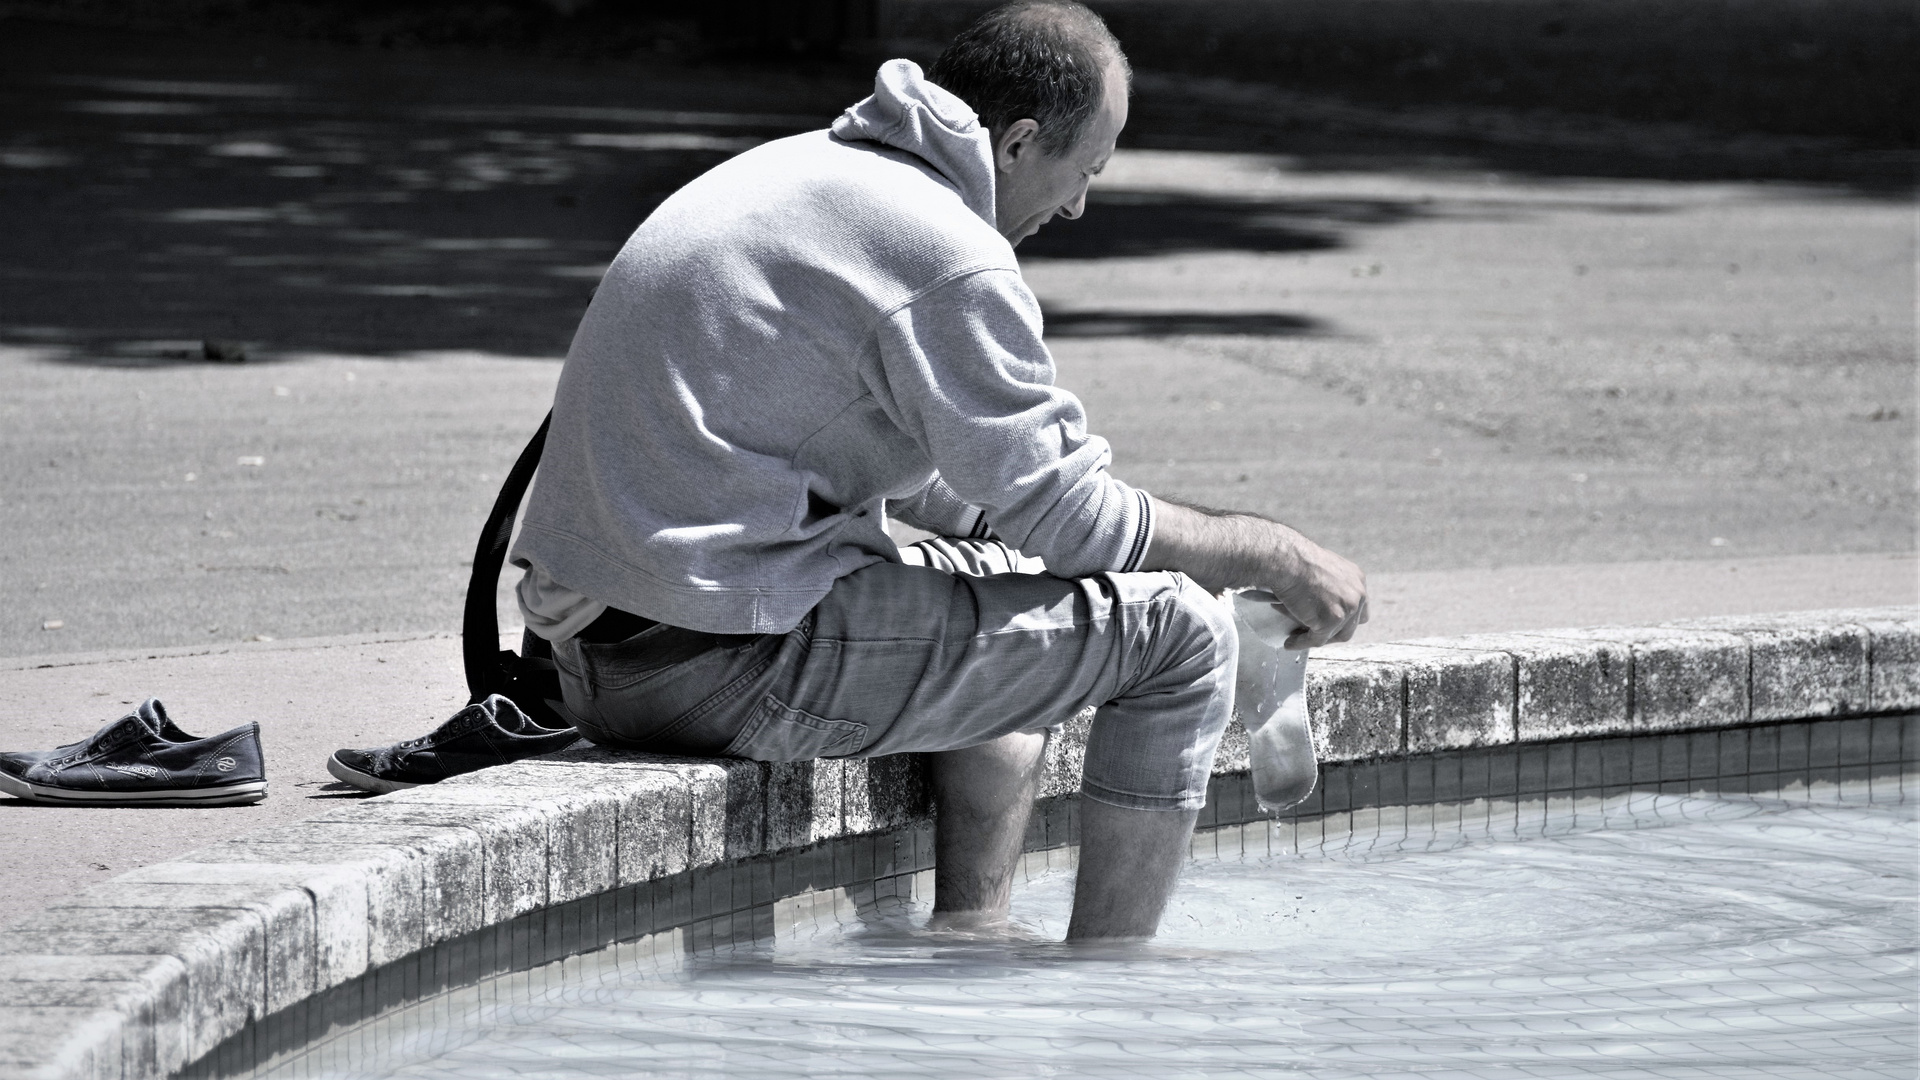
[927,730,1047,933]
[1066,798,1201,941]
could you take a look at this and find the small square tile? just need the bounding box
[507,915,535,973]
[855,835,878,885]
[1288,811,1321,852]
[1348,761,1380,810]
[1545,742,1575,793]
[1430,755,1462,803]
[1572,740,1604,792]
[662,874,693,931]
[1196,779,1222,829]
[1021,805,1048,852]
[684,916,721,954]
[628,880,660,939]
[1808,722,1841,768]
[1268,819,1296,856]
[1513,796,1547,837]
[830,837,856,890]
[1237,771,1264,825]
[695,865,726,922]
[1063,796,1082,847]
[472,922,500,979]
[1775,723,1811,776]
[870,832,898,880]
[911,822,937,873]
[1716,728,1749,782]
[1319,766,1352,814]
[1377,759,1409,808]
[593,888,618,945]
[1687,730,1721,782]
[556,898,584,960]
[801,844,831,893]
[898,827,922,875]
[1593,739,1629,787]
[770,853,795,902]
[1206,773,1240,827]
[1289,775,1325,819]
[1349,806,1382,845]
[1485,748,1519,798]
[1404,757,1435,806]
[793,843,823,895]
[720,862,748,917]
[1378,803,1411,845]
[755,901,785,943]
[1747,724,1781,774]
[1457,753,1490,803]
[1658,735,1691,782]
[1869,716,1907,767]
[1054,797,1076,844]
[1868,765,1911,804]
[1190,828,1218,861]
[1516,745,1549,796]
[445,934,478,993]
[1628,738,1661,784]
[1836,718,1873,766]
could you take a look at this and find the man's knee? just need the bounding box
[1111,570,1238,682]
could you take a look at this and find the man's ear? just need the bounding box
[994,118,1041,173]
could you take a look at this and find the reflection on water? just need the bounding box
[262,786,1919,1079]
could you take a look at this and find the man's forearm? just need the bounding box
[1136,497,1310,593]
[1137,494,1369,648]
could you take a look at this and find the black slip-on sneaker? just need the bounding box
[327,693,583,795]
[0,699,267,807]
[4,698,199,768]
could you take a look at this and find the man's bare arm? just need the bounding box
[1137,495,1368,649]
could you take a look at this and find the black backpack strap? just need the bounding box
[462,410,558,717]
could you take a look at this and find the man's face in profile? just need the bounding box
[994,57,1130,246]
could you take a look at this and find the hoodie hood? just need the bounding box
[831,59,998,228]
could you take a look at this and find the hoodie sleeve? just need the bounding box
[866,268,1155,578]
[888,474,995,540]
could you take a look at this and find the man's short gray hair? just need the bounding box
[926,1,1130,156]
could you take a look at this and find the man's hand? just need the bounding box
[1266,535,1368,649]
[1138,495,1368,649]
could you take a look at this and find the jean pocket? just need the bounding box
[723,695,867,762]
[576,624,727,692]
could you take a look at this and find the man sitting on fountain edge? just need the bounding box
[350,0,1369,941]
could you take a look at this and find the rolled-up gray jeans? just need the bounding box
[550,538,1237,811]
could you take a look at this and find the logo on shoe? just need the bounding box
[215,756,237,772]
[105,763,161,779]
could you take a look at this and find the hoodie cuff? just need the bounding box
[1119,488,1155,573]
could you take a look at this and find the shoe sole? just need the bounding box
[0,770,267,807]
[326,752,421,795]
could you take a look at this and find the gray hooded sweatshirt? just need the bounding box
[512,60,1154,637]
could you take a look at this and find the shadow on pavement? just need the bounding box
[1041,310,1325,338]
[1017,192,1412,260]
[2,17,1910,365]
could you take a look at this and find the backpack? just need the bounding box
[460,410,565,727]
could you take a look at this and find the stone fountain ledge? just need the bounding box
[2,606,1915,1080]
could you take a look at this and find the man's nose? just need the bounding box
[1059,188,1088,220]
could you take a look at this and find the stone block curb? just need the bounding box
[3,606,1913,1079]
